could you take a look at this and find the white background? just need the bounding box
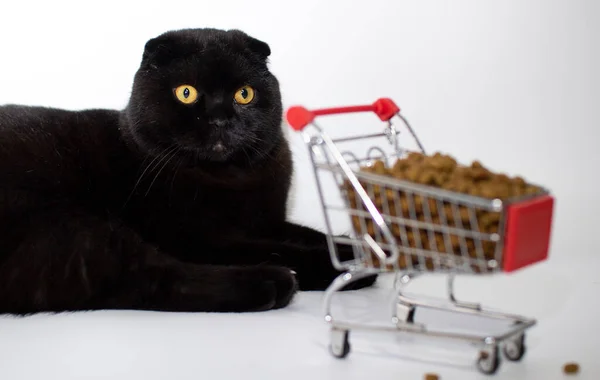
[0,0,598,379]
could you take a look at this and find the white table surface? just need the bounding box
[0,250,597,380]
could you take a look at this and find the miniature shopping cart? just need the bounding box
[286,98,555,375]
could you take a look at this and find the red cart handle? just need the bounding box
[286,98,400,131]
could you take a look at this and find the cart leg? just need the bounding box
[395,302,416,324]
[448,274,481,310]
[329,328,351,359]
[323,270,375,323]
[391,273,420,327]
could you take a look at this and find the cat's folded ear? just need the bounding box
[230,30,271,60]
[246,36,271,59]
[142,35,176,67]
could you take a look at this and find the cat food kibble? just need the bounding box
[343,151,543,271]
[424,373,439,380]
[563,362,580,375]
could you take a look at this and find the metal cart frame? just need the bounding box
[286,98,555,375]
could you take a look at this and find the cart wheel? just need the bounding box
[477,346,500,375]
[503,334,526,361]
[329,329,351,359]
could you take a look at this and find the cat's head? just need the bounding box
[125,28,283,165]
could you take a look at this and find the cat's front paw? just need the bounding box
[333,240,379,291]
[296,267,378,291]
[339,273,378,291]
[231,266,298,311]
[295,242,379,291]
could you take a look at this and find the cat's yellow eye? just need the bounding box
[234,86,255,105]
[174,85,198,104]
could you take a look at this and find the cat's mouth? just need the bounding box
[206,140,231,161]
[212,140,226,153]
[174,137,233,163]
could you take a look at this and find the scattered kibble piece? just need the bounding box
[424,373,439,380]
[563,362,580,374]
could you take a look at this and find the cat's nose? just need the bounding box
[209,118,228,128]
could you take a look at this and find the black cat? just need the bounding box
[0,28,375,315]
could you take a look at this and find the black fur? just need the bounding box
[0,28,375,315]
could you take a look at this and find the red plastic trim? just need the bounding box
[286,98,400,131]
[286,106,314,131]
[502,195,555,272]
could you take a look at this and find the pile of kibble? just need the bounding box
[342,151,542,271]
